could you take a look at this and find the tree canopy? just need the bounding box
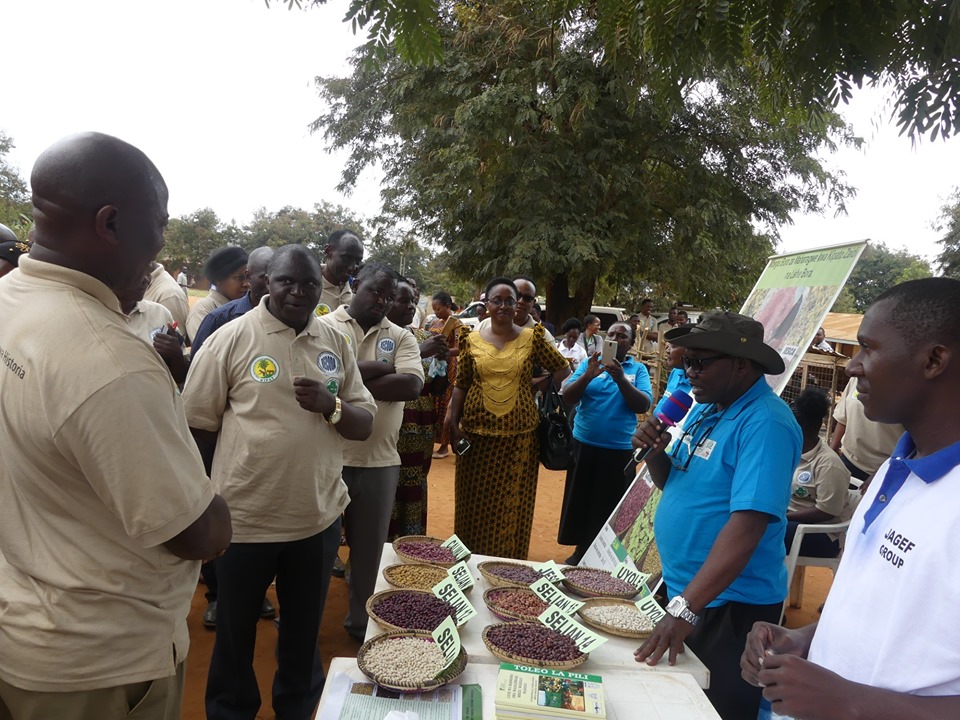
[298,0,960,141]
[312,0,856,320]
[0,131,31,239]
[935,187,960,279]
[832,241,932,313]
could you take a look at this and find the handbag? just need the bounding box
[538,379,574,470]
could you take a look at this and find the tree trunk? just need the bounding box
[544,272,596,327]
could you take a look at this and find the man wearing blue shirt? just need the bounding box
[559,322,652,564]
[741,278,960,720]
[632,310,801,720]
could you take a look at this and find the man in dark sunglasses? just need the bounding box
[631,310,801,720]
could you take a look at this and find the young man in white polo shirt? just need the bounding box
[741,277,960,719]
[319,262,424,641]
[184,245,376,719]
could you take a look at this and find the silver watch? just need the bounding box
[666,595,700,626]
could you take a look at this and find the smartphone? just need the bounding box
[455,437,471,455]
[601,338,618,365]
[440,316,459,338]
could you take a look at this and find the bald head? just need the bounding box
[29,132,168,296]
[247,246,275,305]
[0,224,17,244]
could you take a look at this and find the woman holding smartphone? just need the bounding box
[447,277,570,558]
[557,322,653,565]
[426,291,462,458]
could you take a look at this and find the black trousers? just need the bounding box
[205,519,341,720]
[681,597,782,720]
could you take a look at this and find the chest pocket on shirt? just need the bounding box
[316,351,345,395]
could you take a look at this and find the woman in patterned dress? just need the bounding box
[446,277,571,559]
[426,291,461,458]
[386,278,449,538]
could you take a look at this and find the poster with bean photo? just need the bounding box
[580,241,867,578]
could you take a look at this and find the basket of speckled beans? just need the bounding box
[560,566,642,600]
[482,587,550,622]
[392,536,467,568]
[366,589,459,633]
[477,560,555,588]
[357,631,469,692]
[481,622,588,669]
[382,563,472,593]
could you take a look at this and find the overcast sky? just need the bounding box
[4,0,958,266]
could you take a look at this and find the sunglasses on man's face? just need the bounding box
[681,354,730,373]
[517,293,536,303]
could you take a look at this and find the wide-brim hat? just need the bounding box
[664,310,785,374]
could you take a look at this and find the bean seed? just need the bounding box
[486,564,544,584]
[488,589,549,617]
[363,637,446,685]
[564,567,636,595]
[581,604,655,633]
[387,564,449,590]
[486,623,582,662]
[396,541,457,564]
[373,591,456,631]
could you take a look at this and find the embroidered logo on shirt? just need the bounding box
[326,379,340,395]
[796,470,812,485]
[378,338,395,354]
[794,486,809,498]
[250,355,280,383]
[315,303,332,317]
[148,326,166,342]
[318,352,341,374]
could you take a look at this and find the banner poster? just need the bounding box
[581,240,868,576]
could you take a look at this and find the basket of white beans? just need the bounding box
[356,631,468,692]
[576,598,656,639]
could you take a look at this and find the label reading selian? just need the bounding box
[634,587,666,624]
[537,607,608,653]
[447,560,475,591]
[529,577,584,616]
[440,533,471,560]
[533,559,566,583]
[431,615,461,673]
[612,561,650,592]
[432,576,478,626]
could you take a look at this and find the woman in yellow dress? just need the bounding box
[447,277,570,558]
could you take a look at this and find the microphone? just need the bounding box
[624,389,693,476]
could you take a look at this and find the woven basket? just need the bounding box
[392,535,467,568]
[482,587,549,623]
[576,598,655,639]
[560,566,641,600]
[357,631,468,693]
[481,622,588,670]
[366,589,457,633]
[382,563,469,593]
[477,560,551,589]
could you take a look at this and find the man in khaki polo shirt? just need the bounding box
[184,244,376,720]
[314,229,363,318]
[829,375,904,486]
[0,132,231,720]
[144,261,189,332]
[319,263,424,641]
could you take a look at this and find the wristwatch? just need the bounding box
[666,595,700,626]
[326,396,343,425]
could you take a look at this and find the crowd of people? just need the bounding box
[1,132,959,720]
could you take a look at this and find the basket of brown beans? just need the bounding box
[357,631,468,692]
[477,561,553,589]
[560,566,641,599]
[383,563,469,593]
[481,622,588,669]
[483,587,550,622]
[366,589,458,633]
[393,536,466,568]
[577,598,656,639]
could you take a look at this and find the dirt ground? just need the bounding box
[181,449,831,719]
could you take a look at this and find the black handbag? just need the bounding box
[538,379,574,470]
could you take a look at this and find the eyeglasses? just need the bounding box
[681,354,730,373]
[517,293,536,303]
[487,297,517,308]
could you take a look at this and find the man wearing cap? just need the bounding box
[632,310,802,720]
[186,246,249,342]
[145,261,189,334]
[315,229,364,318]
[0,223,29,279]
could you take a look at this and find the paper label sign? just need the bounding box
[447,560,474,591]
[431,615,461,673]
[529,577,584,616]
[533,559,566,583]
[612,561,650,592]
[635,588,666,624]
[537,607,608,653]
[440,533,471,560]
[432,576,478,626]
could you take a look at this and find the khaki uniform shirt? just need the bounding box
[144,263,189,333]
[833,377,904,475]
[127,299,174,343]
[788,439,851,528]
[186,288,229,342]
[183,299,376,542]
[0,258,214,692]
[314,264,353,318]
[320,305,424,467]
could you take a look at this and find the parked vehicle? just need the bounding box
[455,300,486,328]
